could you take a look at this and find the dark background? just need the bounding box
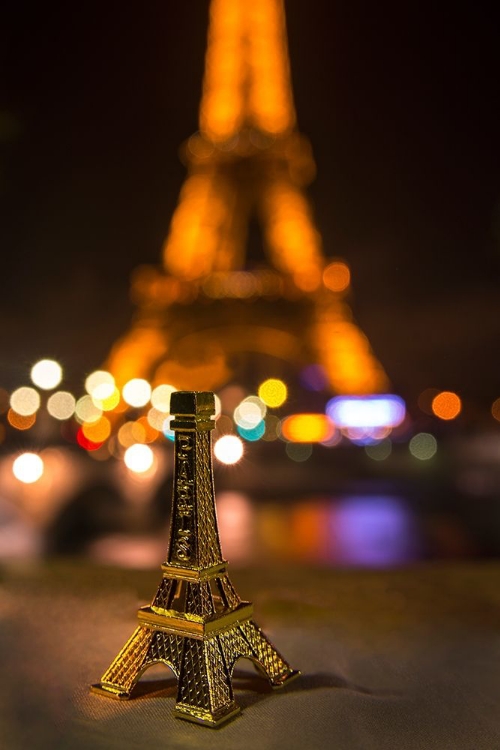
[1,1,499,412]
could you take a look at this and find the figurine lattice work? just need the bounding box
[91,391,299,726]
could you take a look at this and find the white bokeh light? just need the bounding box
[30,359,63,390]
[122,379,152,408]
[47,391,76,420]
[12,453,44,484]
[214,435,244,465]
[10,387,41,416]
[124,443,154,473]
[85,370,115,400]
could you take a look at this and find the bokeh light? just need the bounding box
[214,435,244,464]
[286,442,312,462]
[365,439,392,461]
[7,409,36,430]
[76,428,104,451]
[94,386,121,412]
[409,433,437,461]
[75,395,102,424]
[326,395,405,429]
[151,384,176,413]
[237,420,266,441]
[122,379,152,408]
[234,396,266,429]
[82,416,111,443]
[281,414,334,443]
[147,407,168,431]
[12,452,44,484]
[85,370,115,400]
[258,378,287,408]
[30,359,63,390]
[10,387,40,416]
[322,260,350,292]
[431,391,461,421]
[492,398,500,422]
[47,391,76,420]
[124,443,154,473]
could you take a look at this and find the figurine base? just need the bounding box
[90,683,131,700]
[270,669,301,689]
[175,701,241,727]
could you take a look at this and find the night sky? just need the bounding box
[1,1,499,414]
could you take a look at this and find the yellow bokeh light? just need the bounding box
[322,261,350,292]
[122,379,152,408]
[12,452,44,483]
[82,416,111,443]
[10,387,40,416]
[431,391,461,421]
[281,414,334,443]
[93,386,121,412]
[47,391,76,420]
[30,359,63,390]
[124,443,154,473]
[258,378,287,407]
[118,421,141,448]
[85,370,115,400]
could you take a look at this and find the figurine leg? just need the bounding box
[175,637,239,727]
[92,627,183,699]
[238,621,299,688]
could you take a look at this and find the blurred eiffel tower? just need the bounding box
[107,0,388,399]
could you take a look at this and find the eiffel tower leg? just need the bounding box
[91,626,184,699]
[175,636,239,727]
[238,620,299,688]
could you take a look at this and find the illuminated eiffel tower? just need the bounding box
[106,0,388,399]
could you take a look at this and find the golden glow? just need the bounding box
[124,443,154,473]
[262,180,323,291]
[492,398,500,422]
[47,391,76,420]
[323,261,350,292]
[12,452,44,483]
[82,416,111,443]
[200,0,295,140]
[10,387,40,416]
[281,414,334,443]
[122,378,152,408]
[85,370,115,400]
[431,391,461,421]
[151,384,176,413]
[30,359,63,390]
[7,409,36,430]
[258,378,287,407]
[313,302,389,394]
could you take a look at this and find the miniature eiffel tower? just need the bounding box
[106,0,388,397]
[91,390,298,726]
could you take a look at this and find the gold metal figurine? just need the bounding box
[91,391,299,727]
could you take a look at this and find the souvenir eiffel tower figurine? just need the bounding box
[91,390,299,726]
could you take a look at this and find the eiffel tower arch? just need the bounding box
[106,0,389,399]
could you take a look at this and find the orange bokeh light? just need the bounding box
[7,409,36,430]
[322,261,350,292]
[491,398,500,422]
[431,391,461,420]
[281,414,334,443]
